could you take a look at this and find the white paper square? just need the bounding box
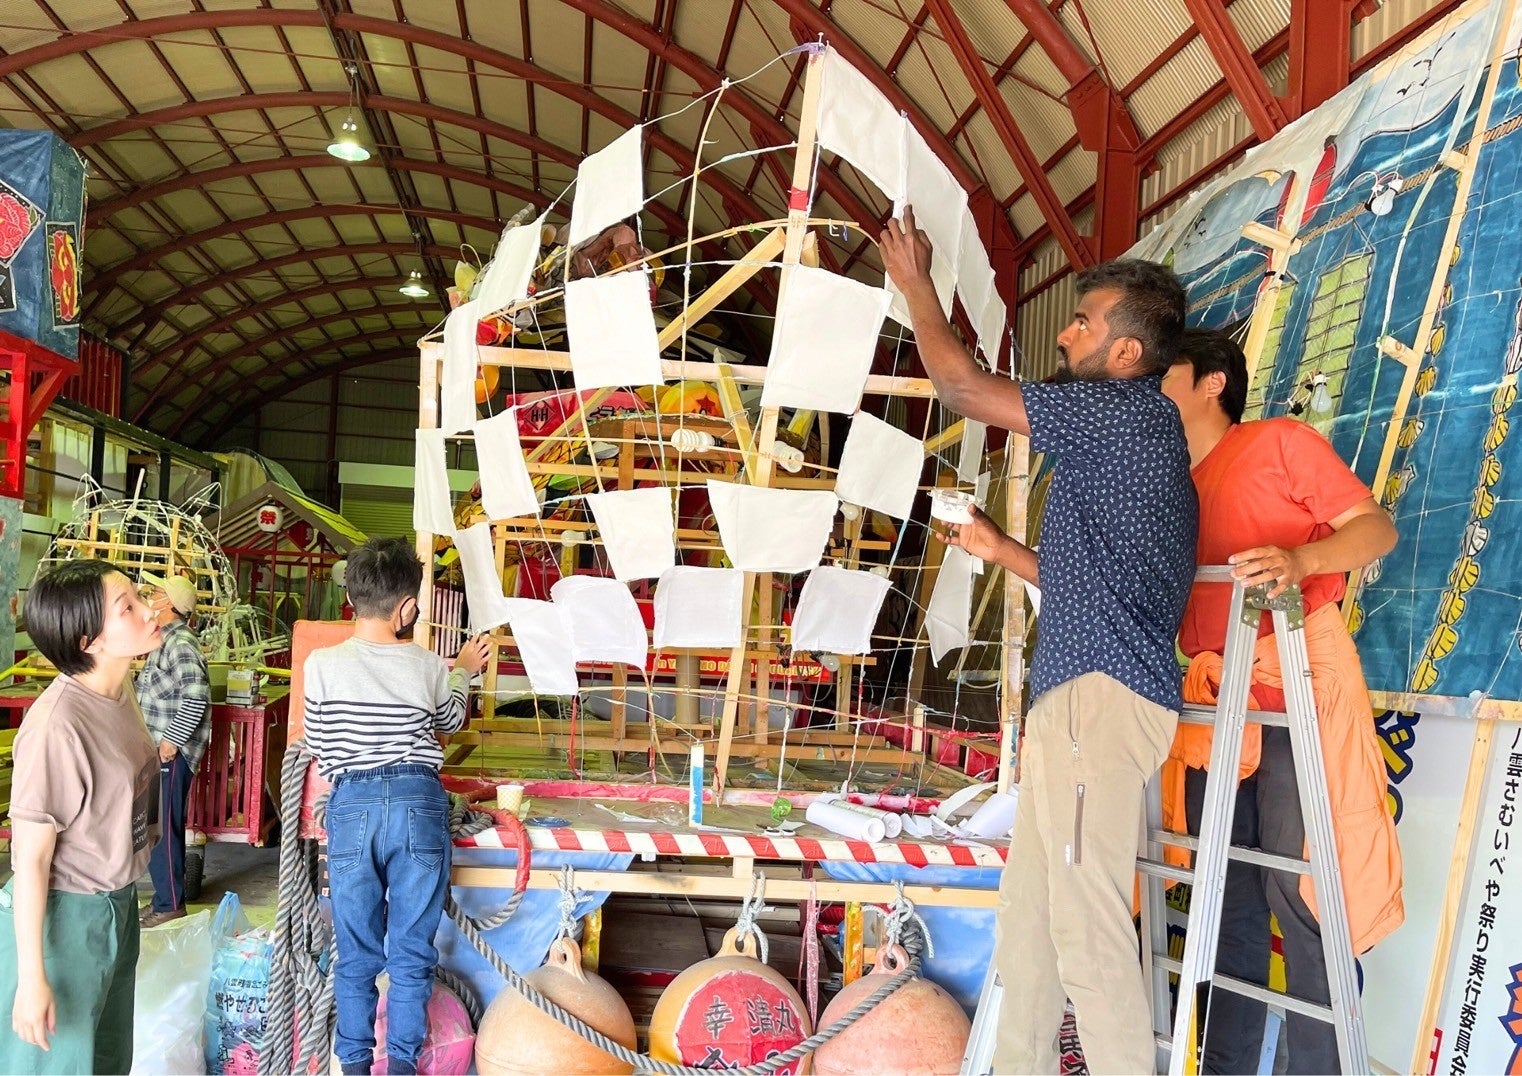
[818,48,907,201]
[551,576,648,668]
[791,566,891,655]
[957,419,987,484]
[412,428,455,535]
[835,410,923,520]
[565,271,665,390]
[504,597,579,696]
[441,299,481,434]
[956,208,1005,358]
[454,521,515,632]
[653,566,745,650]
[898,131,966,317]
[586,487,675,581]
[760,265,890,415]
[926,545,974,666]
[707,481,837,573]
[475,219,542,313]
[473,409,539,521]
[568,126,644,246]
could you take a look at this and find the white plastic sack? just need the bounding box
[133,909,214,1075]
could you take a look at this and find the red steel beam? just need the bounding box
[1287,0,1356,118]
[1004,0,1144,261]
[89,156,544,226]
[109,241,453,340]
[205,345,424,443]
[134,280,422,383]
[924,0,1092,268]
[143,306,433,427]
[166,327,423,439]
[1180,0,1290,141]
[87,204,500,301]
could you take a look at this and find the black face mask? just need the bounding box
[395,597,420,639]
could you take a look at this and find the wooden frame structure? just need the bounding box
[412,49,1021,799]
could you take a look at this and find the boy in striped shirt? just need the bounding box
[304,537,490,1075]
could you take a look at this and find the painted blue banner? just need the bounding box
[0,129,85,358]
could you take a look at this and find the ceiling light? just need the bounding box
[327,113,370,162]
[399,270,430,299]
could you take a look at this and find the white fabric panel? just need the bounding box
[790,566,891,655]
[412,428,455,535]
[898,131,965,317]
[652,566,745,650]
[568,125,644,246]
[835,410,923,520]
[473,409,539,521]
[585,487,676,581]
[440,298,481,434]
[759,265,890,415]
[475,219,542,313]
[454,521,515,633]
[504,597,579,696]
[817,47,907,201]
[550,576,648,668]
[955,207,1006,359]
[957,419,987,484]
[706,481,837,574]
[564,271,665,390]
[925,545,974,666]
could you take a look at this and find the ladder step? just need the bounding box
[1137,857,1193,884]
[1147,961,1338,1025]
[1210,973,1338,1024]
[1180,704,1290,728]
[1146,831,1311,875]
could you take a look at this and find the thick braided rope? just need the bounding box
[446,894,918,1076]
[259,740,337,1075]
[433,964,484,1026]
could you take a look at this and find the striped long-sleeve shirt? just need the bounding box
[302,637,470,780]
[138,618,212,770]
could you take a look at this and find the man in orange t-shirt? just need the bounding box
[1162,329,1402,1074]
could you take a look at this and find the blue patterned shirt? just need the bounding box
[1023,375,1197,711]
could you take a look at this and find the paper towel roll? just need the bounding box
[823,796,903,839]
[963,790,1018,838]
[806,798,886,842]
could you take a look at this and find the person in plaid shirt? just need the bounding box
[135,573,209,928]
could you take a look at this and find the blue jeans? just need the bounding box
[149,752,193,913]
[325,765,451,1068]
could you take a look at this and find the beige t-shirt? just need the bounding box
[10,674,159,893]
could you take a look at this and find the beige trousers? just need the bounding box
[991,672,1178,1075]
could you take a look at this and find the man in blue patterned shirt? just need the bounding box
[882,208,1196,1075]
[136,572,210,928]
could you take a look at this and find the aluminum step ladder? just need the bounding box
[961,566,1367,1075]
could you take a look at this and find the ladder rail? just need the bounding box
[1272,606,1369,1069]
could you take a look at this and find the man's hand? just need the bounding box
[1229,544,1309,599]
[932,504,1009,562]
[878,206,936,299]
[455,635,493,676]
[12,975,54,1050]
[158,739,178,763]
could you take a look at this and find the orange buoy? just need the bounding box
[811,945,969,1076]
[649,928,813,1074]
[474,938,637,1075]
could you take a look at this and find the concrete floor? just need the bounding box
[133,841,281,929]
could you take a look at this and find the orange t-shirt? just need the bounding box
[1179,417,1373,658]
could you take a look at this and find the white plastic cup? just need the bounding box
[930,488,975,524]
[496,784,525,813]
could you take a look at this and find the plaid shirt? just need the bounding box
[137,618,212,771]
